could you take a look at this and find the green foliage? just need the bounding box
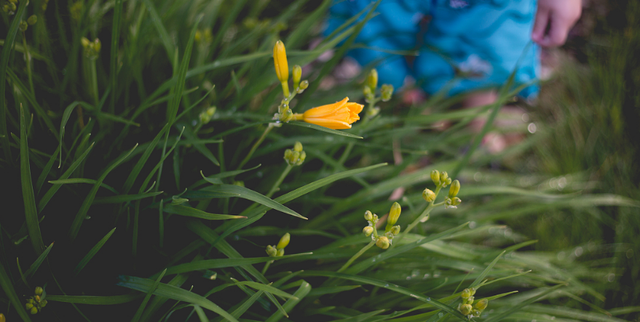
[1,0,638,321]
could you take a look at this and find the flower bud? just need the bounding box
[387,202,401,226]
[27,15,38,25]
[430,170,440,185]
[35,286,43,295]
[422,189,436,203]
[19,21,28,32]
[363,85,372,97]
[459,304,472,316]
[30,306,39,314]
[366,69,378,92]
[273,40,289,83]
[363,226,373,237]
[381,84,394,101]
[40,300,48,308]
[364,210,373,221]
[475,298,488,311]
[452,197,461,206]
[292,65,302,89]
[277,233,290,249]
[439,171,449,185]
[276,248,285,257]
[26,302,34,310]
[445,177,452,186]
[0,313,5,322]
[266,245,277,257]
[461,288,472,299]
[390,225,401,235]
[448,179,460,198]
[376,236,390,249]
[81,37,90,48]
[297,80,309,93]
[293,141,303,152]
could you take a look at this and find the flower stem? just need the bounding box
[22,33,35,95]
[262,260,274,275]
[394,185,443,246]
[337,240,376,273]
[266,164,292,198]
[238,123,274,170]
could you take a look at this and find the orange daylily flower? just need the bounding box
[293,97,363,130]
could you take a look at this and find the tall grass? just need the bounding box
[1,0,638,321]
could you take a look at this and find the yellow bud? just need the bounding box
[28,15,38,25]
[40,299,48,308]
[387,202,401,226]
[376,236,390,249]
[364,210,373,221]
[195,30,202,42]
[363,226,373,237]
[30,306,39,314]
[381,84,394,101]
[422,188,436,203]
[19,21,28,32]
[293,142,303,152]
[273,40,289,96]
[366,69,378,91]
[448,179,460,198]
[26,302,34,310]
[430,170,440,185]
[439,171,449,184]
[299,80,309,90]
[363,86,372,97]
[459,304,472,316]
[292,65,302,89]
[390,225,401,235]
[35,286,43,295]
[93,38,101,53]
[81,37,90,48]
[0,313,5,322]
[452,197,461,206]
[475,298,488,311]
[276,248,285,257]
[461,288,472,299]
[277,233,290,249]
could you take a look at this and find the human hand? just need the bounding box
[532,0,582,47]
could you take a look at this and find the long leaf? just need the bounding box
[265,281,312,322]
[93,191,163,204]
[288,122,363,139]
[162,253,311,276]
[117,275,239,322]
[74,227,117,275]
[162,204,246,220]
[46,294,142,305]
[21,105,45,255]
[24,242,54,278]
[132,269,166,322]
[0,261,32,321]
[48,178,119,195]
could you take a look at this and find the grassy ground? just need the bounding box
[1,0,639,321]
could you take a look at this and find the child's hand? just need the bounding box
[532,0,582,47]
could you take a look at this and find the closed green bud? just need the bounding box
[459,304,472,315]
[30,306,39,314]
[475,298,488,311]
[366,69,378,91]
[452,197,461,206]
[276,248,285,257]
[364,210,373,221]
[277,233,290,249]
[387,202,401,226]
[266,245,277,257]
[293,141,303,152]
[297,80,309,93]
[444,177,452,186]
[381,84,394,101]
[448,179,460,198]
[35,286,43,295]
[471,309,481,317]
[439,171,449,184]
[390,225,401,235]
[376,236,390,249]
[26,302,34,310]
[461,288,472,299]
[292,65,302,89]
[19,21,28,32]
[422,189,436,203]
[363,226,373,237]
[81,37,90,48]
[430,170,440,185]
[28,15,38,25]
[363,85,372,97]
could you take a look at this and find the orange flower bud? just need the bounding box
[295,97,363,129]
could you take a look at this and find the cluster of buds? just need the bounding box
[17,15,37,32]
[199,106,216,124]
[426,170,462,209]
[2,0,17,14]
[25,286,48,315]
[284,142,306,166]
[458,288,488,318]
[363,202,402,249]
[195,29,213,44]
[362,69,394,119]
[266,233,290,257]
[273,40,308,123]
[81,37,101,60]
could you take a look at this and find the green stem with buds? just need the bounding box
[237,123,275,170]
[338,240,376,273]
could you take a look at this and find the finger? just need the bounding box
[531,7,549,44]
[544,15,570,47]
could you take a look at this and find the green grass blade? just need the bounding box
[24,242,54,278]
[162,204,247,220]
[193,184,306,220]
[132,269,166,322]
[484,284,565,322]
[0,261,33,322]
[0,0,28,163]
[162,253,311,276]
[117,275,239,322]
[36,145,59,194]
[265,281,311,322]
[230,290,264,319]
[58,101,84,167]
[93,191,163,204]
[122,123,169,194]
[46,294,142,305]
[74,227,117,275]
[48,178,119,195]
[39,142,95,212]
[109,0,123,113]
[69,144,138,240]
[288,122,363,139]
[233,281,298,300]
[470,250,505,288]
[141,0,175,67]
[7,70,59,138]
[190,165,261,189]
[21,105,45,255]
